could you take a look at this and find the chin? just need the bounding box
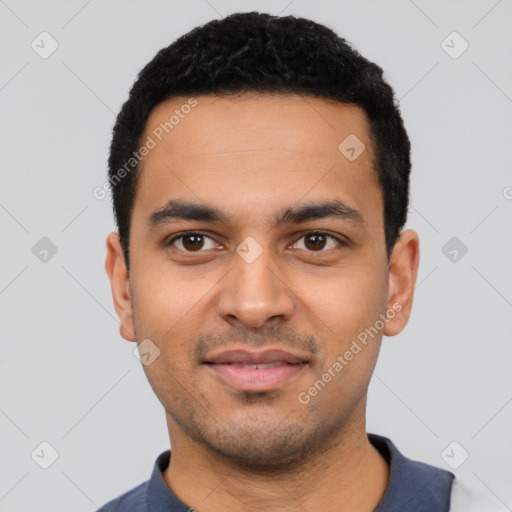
[196,417,336,473]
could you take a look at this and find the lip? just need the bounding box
[203,348,309,392]
[204,348,309,365]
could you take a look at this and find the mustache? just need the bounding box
[192,324,320,361]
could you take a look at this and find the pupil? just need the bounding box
[306,233,326,251]
[184,235,204,251]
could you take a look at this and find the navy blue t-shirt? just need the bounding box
[97,433,455,511]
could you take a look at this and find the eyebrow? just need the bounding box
[147,199,365,230]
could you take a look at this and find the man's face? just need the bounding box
[106,93,417,468]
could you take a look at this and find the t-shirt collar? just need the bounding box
[145,433,454,511]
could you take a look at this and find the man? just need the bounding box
[100,11,503,511]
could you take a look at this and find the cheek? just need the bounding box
[131,259,214,334]
[296,264,387,337]
[129,263,221,391]
[292,261,388,392]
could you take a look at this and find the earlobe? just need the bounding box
[105,232,136,342]
[383,229,420,337]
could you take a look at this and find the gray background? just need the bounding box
[1,0,511,510]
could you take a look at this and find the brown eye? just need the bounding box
[292,231,343,252]
[181,234,205,251]
[304,233,328,251]
[167,232,217,252]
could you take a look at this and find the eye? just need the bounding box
[165,230,346,254]
[291,231,345,252]
[166,231,219,252]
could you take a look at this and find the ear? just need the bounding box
[383,229,420,337]
[105,232,136,341]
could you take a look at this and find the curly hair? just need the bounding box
[108,11,411,269]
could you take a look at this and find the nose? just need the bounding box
[216,241,295,329]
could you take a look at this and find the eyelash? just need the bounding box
[165,230,347,253]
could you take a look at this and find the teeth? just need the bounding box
[256,362,283,369]
[230,362,285,369]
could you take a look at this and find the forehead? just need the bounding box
[142,93,374,160]
[133,93,382,229]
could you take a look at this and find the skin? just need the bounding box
[105,93,420,511]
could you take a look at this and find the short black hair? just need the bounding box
[108,11,411,269]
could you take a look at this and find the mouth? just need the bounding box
[203,348,309,392]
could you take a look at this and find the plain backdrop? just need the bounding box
[1,1,511,510]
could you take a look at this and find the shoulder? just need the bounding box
[450,478,509,512]
[369,433,454,511]
[96,449,173,511]
[95,480,148,511]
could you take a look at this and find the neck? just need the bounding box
[162,409,389,511]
